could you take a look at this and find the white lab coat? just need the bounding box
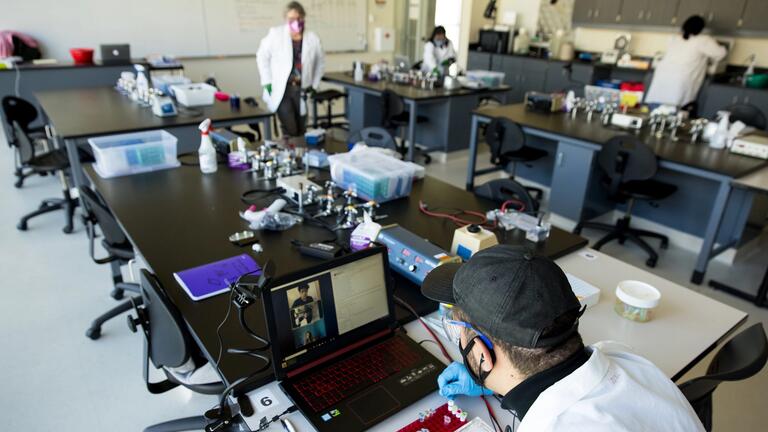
[256,24,325,113]
[518,342,705,432]
[422,40,457,74]
[645,34,727,107]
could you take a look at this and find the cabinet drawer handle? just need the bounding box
[738,19,743,27]
[745,96,750,104]
[639,11,644,20]
[672,16,677,25]
[587,9,593,19]
[616,14,621,22]
[595,9,600,18]
[708,12,714,22]
[557,152,565,167]
[732,96,738,104]
[646,11,652,21]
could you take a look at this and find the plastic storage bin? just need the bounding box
[170,83,217,106]
[328,150,416,203]
[465,70,505,88]
[89,130,180,178]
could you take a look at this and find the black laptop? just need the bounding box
[262,247,441,431]
[99,44,131,65]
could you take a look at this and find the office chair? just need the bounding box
[348,127,398,151]
[484,117,548,204]
[12,121,78,233]
[128,269,226,432]
[312,89,348,130]
[3,96,50,188]
[573,135,677,267]
[474,178,538,214]
[678,323,767,432]
[724,103,767,130]
[381,90,431,164]
[80,186,142,340]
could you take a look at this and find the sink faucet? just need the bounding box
[743,54,757,86]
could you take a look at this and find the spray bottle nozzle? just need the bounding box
[199,118,212,134]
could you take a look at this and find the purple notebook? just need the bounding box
[174,254,261,301]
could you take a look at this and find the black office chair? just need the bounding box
[678,323,767,431]
[3,96,50,187]
[574,135,677,267]
[128,269,226,432]
[348,127,398,151]
[312,89,348,130]
[474,178,538,214]
[381,90,431,164]
[80,186,142,340]
[484,117,548,203]
[724,103,767,130]
[11,121,78,233]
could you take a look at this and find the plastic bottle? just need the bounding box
[134,64,150,103]
[353,61,364,82]
[198,118,218,174]
[513,28,530,55]
[709,111,730,150]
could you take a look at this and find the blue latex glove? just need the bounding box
[437,361,493,400]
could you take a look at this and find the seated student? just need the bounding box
[291,284,314,323]
[422,26,456,76]
[421,245,704,431]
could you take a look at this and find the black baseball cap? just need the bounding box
[421,245,582,349]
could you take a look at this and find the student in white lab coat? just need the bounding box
[646,15,727,108]
[257,1,325,138]
[421,26,457,75]
[421,245,705,432]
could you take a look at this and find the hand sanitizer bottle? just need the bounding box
[198,118,218,174]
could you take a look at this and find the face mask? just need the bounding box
[288,19,304,34]
[435,40,446,48]
[459,335,494,388]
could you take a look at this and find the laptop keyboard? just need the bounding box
[291,336,422,413]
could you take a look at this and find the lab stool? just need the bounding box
[312,90,348,130]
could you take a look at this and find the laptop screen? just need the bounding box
[263,248,394,378]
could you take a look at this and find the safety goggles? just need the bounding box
[438,303,494,349]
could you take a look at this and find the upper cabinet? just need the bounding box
[573,0,766,35]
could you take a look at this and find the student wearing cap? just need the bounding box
[421,245,704,431]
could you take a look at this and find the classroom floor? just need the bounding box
[0,134,766,431]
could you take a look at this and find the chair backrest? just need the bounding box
[358,127,398,150]
[381,90,406,125]
[473,178,537,213]
[79,186,130,248]
[597,135,658,197]
[2,96,38,131]
[11,121,35,164]
[484,117,525,166]
[678,323,767,430]
[725,103,767,130]
[140,269,194,370]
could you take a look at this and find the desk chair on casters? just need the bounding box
[381,90,431,164]
[80,186,142,340]
[2,96,49,188]
[724,103,767,130]
[573,135,677,268]
[312,89,348,130]
[348,127,399,151]
[678,323,767,432]
[11,122,78,233]
[483,117,548,205]
[128,270,225,432]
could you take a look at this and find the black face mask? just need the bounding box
[459,335,494,388]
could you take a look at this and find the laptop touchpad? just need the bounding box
[348,386,400,425]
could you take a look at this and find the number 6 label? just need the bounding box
[251,389,280,412]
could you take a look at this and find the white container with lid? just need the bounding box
[614,280,661,323]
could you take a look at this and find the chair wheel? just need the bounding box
[62,225,73,234]
[618,237,626,245]
[14,180,23,188]
[660,240,669,250]
[86,327,101,340]
[573,226,582,235]
[111,289,125,300]
[646,257,657,268]
[17,221,28,231]
[423,155,432,165]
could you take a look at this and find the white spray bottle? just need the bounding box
[198,118,218,174]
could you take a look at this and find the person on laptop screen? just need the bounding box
[291,284,314,323]
[421,245,704,431]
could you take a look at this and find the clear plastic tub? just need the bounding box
[465,70,506,88]
[170,83,217,106]
[89,130,180,178]
[614,280,661,323]
[328,150,416,203]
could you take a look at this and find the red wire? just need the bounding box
[418,200,495,229]
[500,199,525,213]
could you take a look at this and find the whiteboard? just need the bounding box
[0,0,367,61]
[203,0,368,55]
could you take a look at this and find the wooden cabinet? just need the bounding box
[593,0,622,24]
[573,0,597,24]
[698,84,768,122]
[676,0,709,22]
[709,0,748,33]
[645,0,681,26]
[740,0,768,32]
[620,0,648,26]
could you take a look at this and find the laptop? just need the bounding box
[100,44,131,65]
[262,246,441,431]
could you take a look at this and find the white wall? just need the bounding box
[161,0,396,97]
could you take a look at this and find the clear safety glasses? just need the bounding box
[438,304,494,349]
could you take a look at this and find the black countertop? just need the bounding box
[0,59,149,72]
[35,87,272,139]
[84,153,586,389]
[475,104,768,179]
[323,72,510,101]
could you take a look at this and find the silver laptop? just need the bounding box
[100,44,131,65]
